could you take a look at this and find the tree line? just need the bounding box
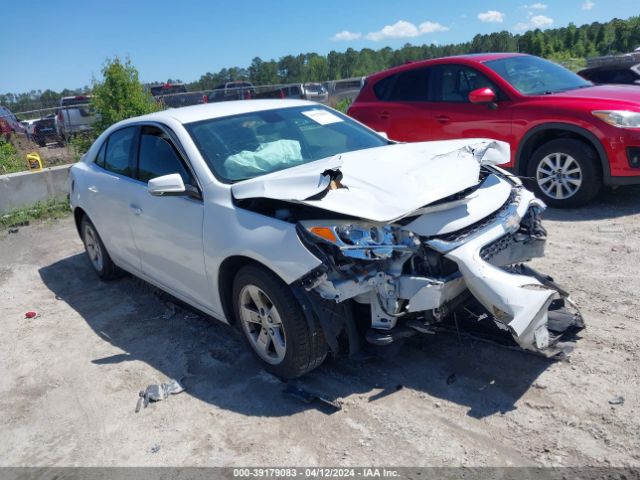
[2,15,639,114]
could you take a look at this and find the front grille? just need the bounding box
[429,187,521,244]
[479,206,546,261]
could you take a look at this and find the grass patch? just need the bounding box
[1,199,71,229]
[0,136,24,175]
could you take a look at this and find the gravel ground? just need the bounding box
[0,186,639,467]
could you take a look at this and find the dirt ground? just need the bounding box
[11,134,75,170]
[0,186,639,467]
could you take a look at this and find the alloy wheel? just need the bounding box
[238,285,287,365]
[83,224,104,272]
[536,153,583,200]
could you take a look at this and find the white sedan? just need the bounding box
[69,100,584,378]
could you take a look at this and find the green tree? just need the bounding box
[92,57,161,135]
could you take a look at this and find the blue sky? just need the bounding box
[1,0,638,92]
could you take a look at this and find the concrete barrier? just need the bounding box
[0,164,71,214]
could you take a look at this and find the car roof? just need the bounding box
[131,99,319,125]
[449,52,526,62]
[367,52,527,80]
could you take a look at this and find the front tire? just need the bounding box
[527,139,601,208]
[81,216,120,280]
[232,265,327,379]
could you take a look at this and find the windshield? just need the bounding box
[185,106,388,182]
[485,56,592,95]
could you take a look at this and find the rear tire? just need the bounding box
[527,139,601,208]
[232,265,327,379]
[80,216,120,280]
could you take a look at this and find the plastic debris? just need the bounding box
[150,444,161,454]
[609,395,625,405]
[283,384,342,411]
[135,379,185,412]
[24,311,39,319]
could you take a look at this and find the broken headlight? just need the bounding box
[301,222,417,260]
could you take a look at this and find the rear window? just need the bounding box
[385,68,430,102]
[373,76,394,100]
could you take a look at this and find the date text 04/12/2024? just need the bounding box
[232,468,400,478]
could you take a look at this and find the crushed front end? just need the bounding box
[295,166,584,358]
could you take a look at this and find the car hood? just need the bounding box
[231,139,510,223]
[550,84,640,104]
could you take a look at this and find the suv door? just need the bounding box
[369,67,438,141]
[127,125,210,309]
[85,126,142,272]
[430,64,513,144]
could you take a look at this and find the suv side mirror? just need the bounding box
[469,87,497,104]
[148,173,186,196]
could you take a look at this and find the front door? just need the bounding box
[127,125,211,309]
[430,64,514,150]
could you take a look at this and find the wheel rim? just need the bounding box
[536,153,583,200]
[83,224,104,272]
[238,285,287,365]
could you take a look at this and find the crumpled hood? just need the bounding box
[231,138,510,223]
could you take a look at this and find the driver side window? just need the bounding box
[434,65,500,103]
[137,126,193,184]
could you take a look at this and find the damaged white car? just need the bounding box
[69,100,584,378]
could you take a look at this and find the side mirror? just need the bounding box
[148,173,186,196]
[469,87,497,105]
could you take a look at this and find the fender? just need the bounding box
[515,122,611,181]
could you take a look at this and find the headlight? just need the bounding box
[302,223,416,260]
[592,110,640,128]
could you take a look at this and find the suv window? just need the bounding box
[434,65,500,103]
[586,68,638,84]
[137,126,192,184]
[385,68,431,101]
[104,127,136,176]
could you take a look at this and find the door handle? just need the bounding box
[129,204,142,216]
[436,115,451,124]
[88,185,98,193]
[379,111,391,119]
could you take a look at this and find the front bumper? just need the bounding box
[426,187,581,353]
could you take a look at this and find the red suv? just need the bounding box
[348,53,640,207]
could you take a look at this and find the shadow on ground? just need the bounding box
[543,185,640,222]
[40,253,554,419]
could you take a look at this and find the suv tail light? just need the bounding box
[202,94,208,103]
[57,110,64,122]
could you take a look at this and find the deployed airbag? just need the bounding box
[224,140,303,179]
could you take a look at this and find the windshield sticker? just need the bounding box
[302,109,343,125]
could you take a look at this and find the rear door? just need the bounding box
[84,126,142,272]
[429,64,513,143]
[363,67,438,142]
[127,124,210,309]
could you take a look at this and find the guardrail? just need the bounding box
[0,164,71,214]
